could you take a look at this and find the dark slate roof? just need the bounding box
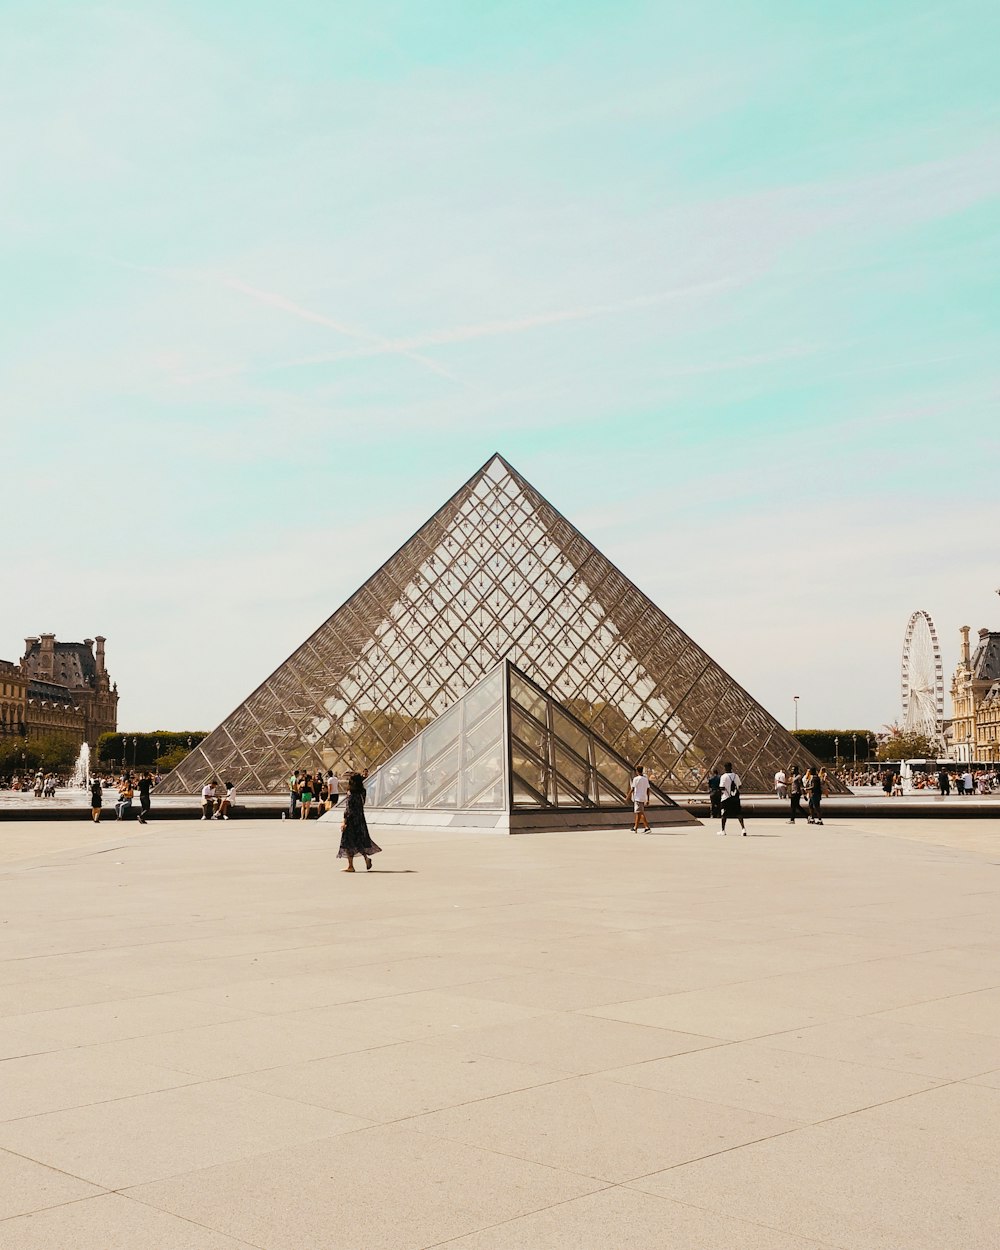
[27,679,77,705]
[972,632,1000,683]
[22,641,97,689]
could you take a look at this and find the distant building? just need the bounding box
[0,634,118,749]
[948,626,1000,763]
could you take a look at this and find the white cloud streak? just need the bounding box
[181,275,744,383]
[98,255,459,383]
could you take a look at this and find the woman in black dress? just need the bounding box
[338,773,381,871]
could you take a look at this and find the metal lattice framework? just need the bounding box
[364,658,681,814]
[901,609,945,741]
[160,454,837,795]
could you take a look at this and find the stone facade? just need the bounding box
[0,660,27,739]
[948,625,1000,763]
[0,634,118,749]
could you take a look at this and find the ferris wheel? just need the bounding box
[901,610,945,742]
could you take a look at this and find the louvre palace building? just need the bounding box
[0,634,118,748]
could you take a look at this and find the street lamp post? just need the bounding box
[852,733,857,768]
[834,736,840,769]
[793,696,799,733]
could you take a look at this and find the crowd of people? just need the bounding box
[3,771,62,797]
[87,771,156,824]
[284,768,368,819]
[831,765,999,795]
[708,762,831,830]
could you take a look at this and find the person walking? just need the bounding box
[325,769,339,812]
[806,766,824,825]
[787,765,805,823]
[707,767,722,819]
[300,774,314,820]
[288,769,301,819]
[629,765,651,832]
[937,767,950,796]
[774,768,787,800]
[718,762,746,835]
[89,776,103,823]
[137,771,152,825]
[338,773,381,871]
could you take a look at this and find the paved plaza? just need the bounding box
[1,814,998,1249]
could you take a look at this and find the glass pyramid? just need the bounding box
[160,454,835,796]
[355,659,690,832]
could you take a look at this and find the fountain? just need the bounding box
[70,742,91,788]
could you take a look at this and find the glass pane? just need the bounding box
[385,780,416,809]
[512,707,545,757]
[464,707,502,764]
[594,746,632,798]
[421,703,461,765]
[595,775,628,804]
[552,708,592,766]
[511,747,547,805]
[510,673,547,723]
[422,744,459,805]
[465,755,505,809]
[431,778,459,808]
[377,739,419,804]
[512,777,544,808]
[463,667,503,728]
[554,744,590,802]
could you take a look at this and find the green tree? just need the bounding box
[0,735,79,776]
[792,730,877,764]
[876,732,936,761]
[97,731,208,771]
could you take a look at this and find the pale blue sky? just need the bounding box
[3,1,998,732]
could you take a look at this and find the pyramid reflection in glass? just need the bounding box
[160,454,831,797]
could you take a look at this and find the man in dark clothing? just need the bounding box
[707,768,722,819]
[937,767,950,796]
[787,765,805,823]
[137,772,153,824]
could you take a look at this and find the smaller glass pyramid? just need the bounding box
[356,659,696,832]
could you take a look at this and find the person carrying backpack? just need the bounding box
[718,762,746,836]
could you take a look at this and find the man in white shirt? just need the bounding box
[718,762,747,836]
[961,769,974,795]
[201,781,216,820]
[630,765,651,832]
[774,768,787,799]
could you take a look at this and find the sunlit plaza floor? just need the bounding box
[1,812,998,1248]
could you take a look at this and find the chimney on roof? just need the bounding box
[960,625,971,666]
[94,636,106,676]
[978,628,990,640]
[38,633,55,679]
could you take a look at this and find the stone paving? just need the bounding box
[0,813,998,1248]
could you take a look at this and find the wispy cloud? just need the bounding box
[98,256,459,383]
[216,276,459,382]
[180,275,743,383]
